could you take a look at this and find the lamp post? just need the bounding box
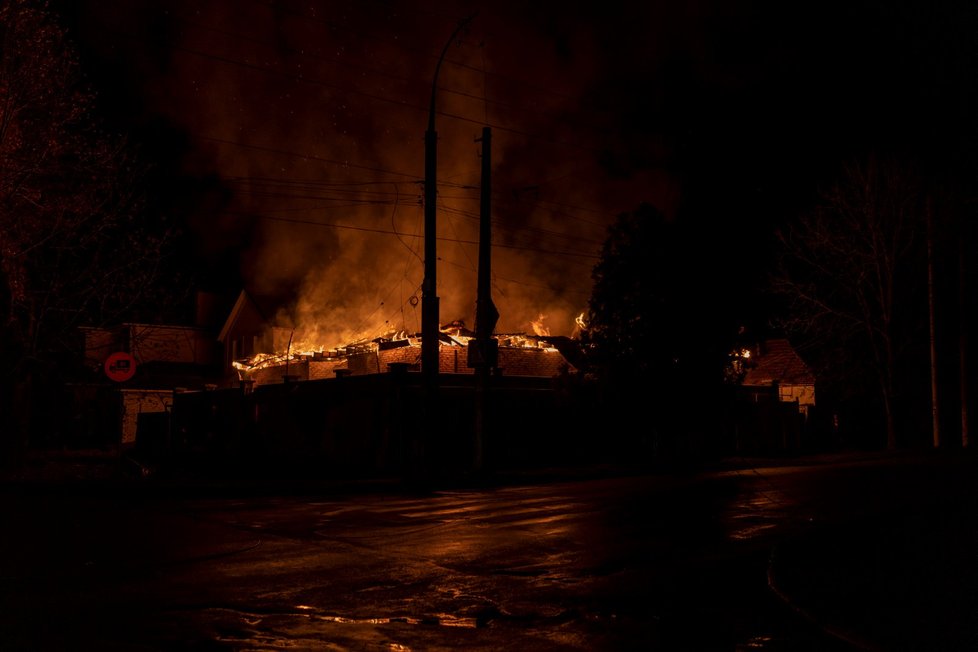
[418,14,475,479]
[422,13,476,390]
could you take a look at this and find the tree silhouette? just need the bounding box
[772,155,926,449]
[582,202,678,383]
[581,202,734,457]
[0,0,183,457]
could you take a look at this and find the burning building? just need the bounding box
[215,289,580,387]
[229,322,578,387]
[156,291,593,477]
[165,311,592,479]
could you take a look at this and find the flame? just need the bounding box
[530,313,550,337]
[233,320,566,383]
[232,331,385,377]
[574,312,587,333]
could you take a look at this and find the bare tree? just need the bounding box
[773,155,924,450]
[0,0,182,456]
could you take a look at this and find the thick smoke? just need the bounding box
[76,0,686,350]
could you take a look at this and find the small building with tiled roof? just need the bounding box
[742,338,816,416]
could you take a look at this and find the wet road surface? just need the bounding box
[1,450,975,650]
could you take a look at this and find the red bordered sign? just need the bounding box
[104,351,137,382]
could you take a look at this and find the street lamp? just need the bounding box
[422,12,476,389]
[415,14,476,481]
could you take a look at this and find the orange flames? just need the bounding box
[232,320,562,381]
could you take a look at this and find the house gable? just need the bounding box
[741,338,816,414]
[742,338,815,387]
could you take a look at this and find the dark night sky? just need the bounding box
[50,0,978,347]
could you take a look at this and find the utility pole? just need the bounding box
[927,195,941,448]
[470,126,498,473]
[960,220,970,448]
[419,14,476,479]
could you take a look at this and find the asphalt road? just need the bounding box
[1,450,976,651]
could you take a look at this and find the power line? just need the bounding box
[389,182,423,264]
[103,11,624,223]
[224,173,610,245]
[220,196,604,251]
[428,179,620,225]
[167,9,605,136]
[437,204,605,248]
[181,44,603,153]
[199,134,420,180]
[92,6,643,228]
[240,0,585,104]
[440,256,592,293]
[226,173,616,230]
[106,15,613,156]
[491,272,592,296]
[442,207,477,273]
[231,193,396,206]
[223,210,602,260]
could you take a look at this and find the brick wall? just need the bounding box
[375,344,468,373]
[346,351,382,375]
[498,347,573,377]
[309,359,349,380]
[242,342,574,385]
[439,346,464,373]
[247,359,309,386]
[376,345,421,371]
[377,343,572,377]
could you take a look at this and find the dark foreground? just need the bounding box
[1,449,976,651]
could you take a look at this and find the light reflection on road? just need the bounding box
[6,454,971,650]
[148,471,832,650]
[185,482,642,649]
[719,468,796,542]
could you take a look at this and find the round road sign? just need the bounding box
[104,351,137,382]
